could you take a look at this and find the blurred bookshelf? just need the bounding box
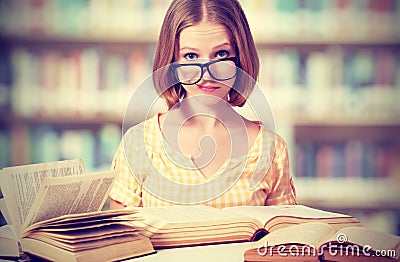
[0,0,399,234]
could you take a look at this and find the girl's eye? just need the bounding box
[215,50,229,59]
[184,53,198,60]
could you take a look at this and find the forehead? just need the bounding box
[179,21,231,48]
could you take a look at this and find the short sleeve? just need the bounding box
[264,136,297,206]
[109,140,143,207]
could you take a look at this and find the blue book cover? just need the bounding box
[0,50,12,112]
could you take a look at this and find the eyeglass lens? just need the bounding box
[175,59,236,85]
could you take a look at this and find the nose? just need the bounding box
[201,66,213,81]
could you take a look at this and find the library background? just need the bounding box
[0,0,399,235]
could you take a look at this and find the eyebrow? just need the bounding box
[179,42,232,52]
[212,43,232,50]
[179,47,199,52]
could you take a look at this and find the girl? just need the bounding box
[109,0,297,208]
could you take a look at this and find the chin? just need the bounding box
[190,93,228,107]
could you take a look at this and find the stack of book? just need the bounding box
[0,159,155,261]
[0,159,399,261]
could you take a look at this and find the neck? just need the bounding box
[178,96,231,131]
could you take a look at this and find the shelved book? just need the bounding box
[0,159,155,261]
[125,205,361,248]
[244,222,400,262]
[1,0,398,41]
[295,140,399,179]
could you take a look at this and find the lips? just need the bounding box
[197,84,220,93]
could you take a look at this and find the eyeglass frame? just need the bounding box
[170,57,239,85]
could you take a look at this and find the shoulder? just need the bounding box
[250,123,288,162]
[121,114,161,151]
[264,129,288,162]
[241,117,287,146]
[124,114,159,138]
[241,117,261,147]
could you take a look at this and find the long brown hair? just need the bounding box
[153,0,259,109]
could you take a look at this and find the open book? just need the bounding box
[20,209,154,262]
[126,205,361,248]
[0,159,155,261]
[244,222,400,262]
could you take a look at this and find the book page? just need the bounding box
[0,225,19,257]
[128,205,263,237]
[136,205,262,226]
[252,222,335,249]
[20,171,116,237]
[0,159,85,237]
[0,225,18,241]
[139,205,237,223]
[322,226,400,258]
[223,205,353,228]
[23,208,136,235]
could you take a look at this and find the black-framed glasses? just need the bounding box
[171,57,238,85]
